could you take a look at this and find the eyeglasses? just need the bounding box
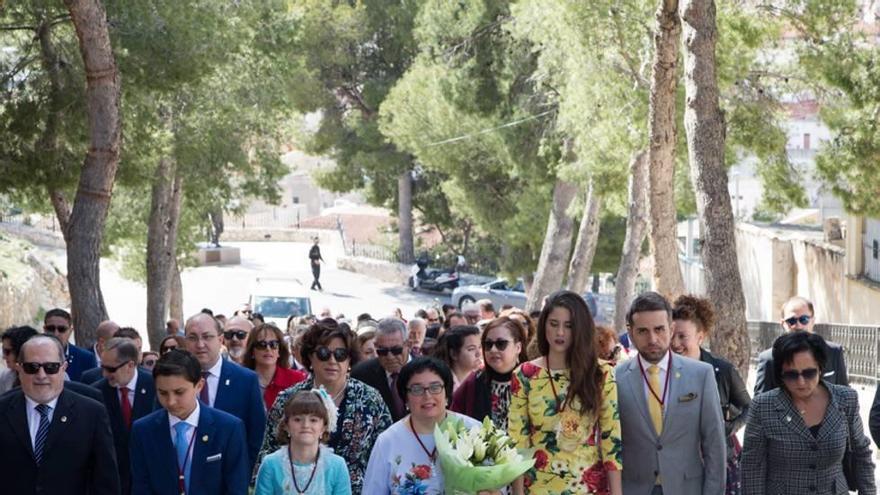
[223,330,248,341]
[407,382,444,397]
[376,346,404,357]
[185,333,218,344]
[314,346,350,362]
[44,325,69,333]
[20,362,63,375]
[780,368,820,382]
[101,360,131,373]
[784,314,811,327]
[482,339,512,352]
[255,340,280,350]
[142,359,158,367]
[427,317,439,323]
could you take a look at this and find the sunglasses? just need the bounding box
[223,330,248,341]
[101,360,131,373]
[255,340,280,350]
[780,368,820,382]
[314,346,350,362]
[407,382,444,397]
[482,339,512,352]
[784,314,811,327]
[44,325,69,333]
[142,359,158,367]
[20,362,63,375]
[376,346,404,357]
[159,345,177,354]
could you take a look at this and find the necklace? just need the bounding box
[637,352,673,408]
[545,356,567,413]
[288,444,320,495]
[409,416,437,464]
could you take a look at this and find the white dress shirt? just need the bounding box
[168,402,200,462]
[202,357,224,406]
[118,369,138,407]
[25,396,59,448]
[637,351,671,411]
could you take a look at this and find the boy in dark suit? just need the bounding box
[130,350,248,495]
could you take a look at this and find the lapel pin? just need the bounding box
[225,379,230,386]
[60,416,67,423]
[675,372,681,379]
[140,388,146,394]
[785,415,792,422]
[202,435,209,442]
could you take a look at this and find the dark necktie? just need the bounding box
[33,403,51,465]
[200,371,211,405]
[390,372,405,417]
[120,387,132,428]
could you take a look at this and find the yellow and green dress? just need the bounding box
[508,360,622,494]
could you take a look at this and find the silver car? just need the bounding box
[451,278,527,310]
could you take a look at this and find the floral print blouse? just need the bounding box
[508,360,623,494]
[255,377,392,495]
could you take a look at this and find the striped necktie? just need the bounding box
[33,403,51,465]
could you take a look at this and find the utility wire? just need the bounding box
[426,109,556,147]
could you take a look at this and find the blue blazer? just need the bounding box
[67,344,97,382]
[95,372,157,494]
[212,359,266,470]
[130,406,248,495]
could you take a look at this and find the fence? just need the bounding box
[344,239,398,263]
[748,321,880,385]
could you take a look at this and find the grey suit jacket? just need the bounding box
[741,383,875,495]
[616,353,726,495]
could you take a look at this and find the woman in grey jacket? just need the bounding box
[742,331,875,495]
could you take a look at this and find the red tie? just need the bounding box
[119,387,132,429]
[200,372,211,405]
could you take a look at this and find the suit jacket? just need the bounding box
[95,372,157,494]
[80,366,103,385]
[742,383,875,495]
[66,343,98,382]
[130,406,248,495]
[868,386,880,448]
[211,359,266,471]
[700,348,751,439]
[754,340,848,396]
[0,388,120,495]
[615,353,726,495]
[351,357,405,422]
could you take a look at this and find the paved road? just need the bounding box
[94,241,446,349]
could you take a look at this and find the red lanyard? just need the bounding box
[545,356,567,413]
[409,417,437,463]
[637,352,672,407]
[177,426,197,495]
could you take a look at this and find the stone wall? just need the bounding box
[335,255,411,285]
[0,234,69,330]
[222,228,339,244]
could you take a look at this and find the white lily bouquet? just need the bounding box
[434,416,534,493]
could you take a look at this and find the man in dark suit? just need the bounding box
[0,334,119,494]
[351,317,410,421]
[184,312,265,470]
[94,337,157,493]
[80,320,121,384]
[130,349,248,495]
[754,296,848,395]
[42,308,97,382]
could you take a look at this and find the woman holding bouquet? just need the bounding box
[364,356,500,494]
[508,290,623,495]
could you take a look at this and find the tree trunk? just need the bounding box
[525,179,578,313]
[168,258,184,323]
[62,0,121,348]
[566,180,602,294]
[614,151,650,332]
[146,154,183,351]
[647,0,686,300]
[680,0,749,377]
[397,169,415,264]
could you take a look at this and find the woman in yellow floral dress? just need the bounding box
[508,290,622,495]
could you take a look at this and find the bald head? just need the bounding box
[94,320,120,354]
[224,316,253,332]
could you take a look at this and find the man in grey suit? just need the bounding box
[753,296,848,396]
[616,291,726,495]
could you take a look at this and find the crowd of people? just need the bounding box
[0,290,877,494]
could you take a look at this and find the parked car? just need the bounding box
[248,278,312,328]
[451,278,604,320]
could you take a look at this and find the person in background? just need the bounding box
[462,303,481,326]
[166,319,181,337]
[431,325,482,392]
[350,318,412,422]
[223,315,253,366]
[130,350,248,495]
[425,307,442,326]
[114,327,144,354]
[309,237,324,291]
[140,351,159,371]
[80,320,123,384]
[476,299,497,321]
[42,308,96,382]
[501,308,538,360]
[252,313,265,326]
[672,295,750,495]
[440,311,466,337]
[407,318,427,357]
[595,324,624,363]
[242,323,307,412]
[742,331,874,495]
[1,326,27,393]
[451,317,527,431]
[158,335,184,356]
[254,389,351,495]
[357,330,377,362]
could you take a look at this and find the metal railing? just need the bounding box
[344,239,399,263]
[748,321,880,385]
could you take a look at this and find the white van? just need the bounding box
[248,278,312,329]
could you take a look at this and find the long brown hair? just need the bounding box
[536,290,603,416]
